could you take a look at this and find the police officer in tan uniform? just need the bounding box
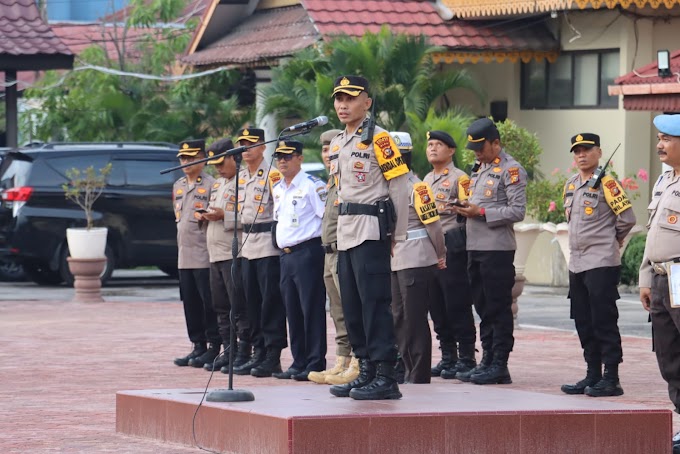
[200,138,251,373]
[327,76,410,400]
[639,114,680,454]
[423,130,477,380]
[230,128,287,378]
[560,133,636,397]
[455,118,527,385]
[309,129,359,385]
[389,131,446,384]
[172,139,221,368]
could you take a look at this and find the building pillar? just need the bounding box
[5,70,18,148]
[254,69,277,160]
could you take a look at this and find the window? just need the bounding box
[521,50,620,109]
[111,159,179,189]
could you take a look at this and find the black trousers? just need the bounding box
[178,268,220,345]
[338,240,398,362]
[430,249,476,347]
[209,258,250,346]
[241,255,287,351]
[468,250,515,355]
[569,266,623,365]
[651,272,680,412]
[279,238,327,372]
[392,266,436,383]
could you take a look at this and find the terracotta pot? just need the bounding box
[67,257,106,303]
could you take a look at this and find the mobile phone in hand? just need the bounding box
[449,199,466,208]
[195,208,208,214]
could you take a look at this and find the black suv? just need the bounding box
[0,143,184,285]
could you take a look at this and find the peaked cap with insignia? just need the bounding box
[570,133,600,152]
[465,118,500,151]
[177,139,205,157]
[332,75,369,97]
[390,131,413,153]
[207,138,235,165]
[274,140,303,155]
[236,128,265,143]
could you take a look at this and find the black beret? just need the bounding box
[570,133,600,152]
[332,76,370,97]
[427,130,457,149]
[177,139,205,157]
[236,128,265,143]
[465,118,500,151]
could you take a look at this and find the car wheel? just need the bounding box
[158,265,179,279]
[59,244,116,287]
[23,262,64,286]
[0,258,25,281]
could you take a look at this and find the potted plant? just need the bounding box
[61,163,112,259]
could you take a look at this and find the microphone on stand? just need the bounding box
[282,116,329,132]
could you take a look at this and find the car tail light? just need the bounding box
[2,186,33,202]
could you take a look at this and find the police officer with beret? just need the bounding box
[639,114,680,453]
[423,130,477,380]
[390,131,446,384]
[200,138,251,373]
[172,139,221,368]
[231,128,288,378]
[455,118,527,385]
[327,76,410,400]
[270,140,328,381]
[560,133,636,397]
[309,129,359,385]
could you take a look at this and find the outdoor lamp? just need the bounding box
[658,49,671,78]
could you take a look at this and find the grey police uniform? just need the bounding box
[274,164,327,375]
[640,169,680,412]
[467,150,527,363]
[391,172,446,383]
[173,171,220,348]
[424,161,476,365]
[237,159,287,357]
[329,124,410,364]
[564,172,635,370]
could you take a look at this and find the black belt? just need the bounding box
[242,222,274,233]
[322,242,337,254]
[338,202,378,216]
[281,237,321,254]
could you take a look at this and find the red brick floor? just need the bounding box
[0,299,676,453]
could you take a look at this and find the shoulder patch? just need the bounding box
[268,169,282,188]
[413,182,440,225]
[372,131,409,180]
[601,175,632,215]
[458,174,471,201]
[507,167,520,184]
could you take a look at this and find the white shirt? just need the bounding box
[273,170,326,248]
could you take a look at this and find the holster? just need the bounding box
[445,226,467,254]
[377,199,396,241]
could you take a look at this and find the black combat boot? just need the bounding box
[230,341,252,370]
[442,343,476,379]
[561,362,602,395]
[188,342,221,368]
[470,351,512,385]
[233,346,265,375]
[173,342,206,367]
[349,361,402,400]
[251,348,282,377]
[204,344,230,371]
[431,343,457,377]
[584,363,624,397]
[330,359,376,398]
[456,349,492,382]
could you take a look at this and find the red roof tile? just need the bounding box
[0,0,73,57]
[623,94,680,112]
[302,0,557,51]
[614,49,680,86]
[182,5,319,66]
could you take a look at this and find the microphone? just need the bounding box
[283,116,329,132]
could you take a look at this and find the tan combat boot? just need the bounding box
[325,356,359,385]
[308,356,350,384]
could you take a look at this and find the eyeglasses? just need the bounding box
[274,154,298,161]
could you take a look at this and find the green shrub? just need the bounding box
[621,233,646,285]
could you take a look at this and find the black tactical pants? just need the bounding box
[338,240,398,362]
[242,256,287,351]
[178,268,220,345]
[279,238,327,372]
[392,266,436,383]
[209,258,251,346]
[468,250,515,355]
[569,266,623,366]
[650,272,680,412]
[430,249,476,347]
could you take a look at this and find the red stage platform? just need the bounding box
[116,383,671,453]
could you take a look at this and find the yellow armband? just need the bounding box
[413,182,440,225]
[373,131,409,180]
[601,175,631,215]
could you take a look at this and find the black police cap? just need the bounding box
[465,118,500,151]
[427,130,457,149]
[177,139,205,157]
[275,140,304,155]
[206,138,235,165]
[570,133,600,152]
[236,128,265,143]
[332,76,370,97]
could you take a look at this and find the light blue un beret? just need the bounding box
[653,114,680,137]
